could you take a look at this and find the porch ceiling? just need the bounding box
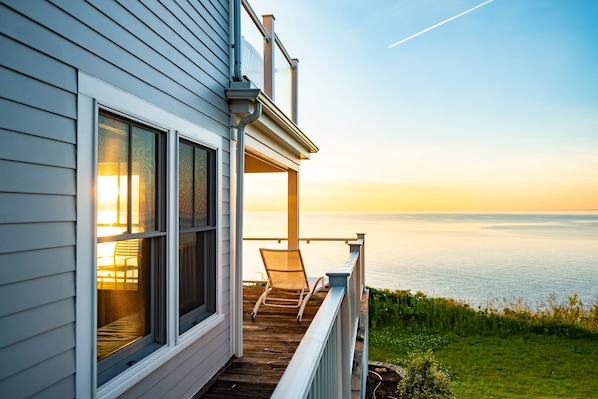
[245,150,285,173]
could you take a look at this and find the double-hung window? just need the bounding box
[178,139,217,334]
[79,73,223,394]
[96,111,166,386]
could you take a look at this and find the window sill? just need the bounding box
[97,313,225,399]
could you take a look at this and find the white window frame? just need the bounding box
[76,72,224,398]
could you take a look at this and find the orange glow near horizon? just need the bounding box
[244,173,598,213]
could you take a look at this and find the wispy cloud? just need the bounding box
[389,0,494,48]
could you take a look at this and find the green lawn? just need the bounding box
[436,335,598,399]
[369,327,598,399]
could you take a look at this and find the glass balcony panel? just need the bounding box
[241,9,264,88]
[240,1,296,119]
[274,43,293,116]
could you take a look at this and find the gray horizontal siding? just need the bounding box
[0,160,75,195]
[0,129,76,168]
[0,349,75,398]
[0,98,76,143]
[30,377,75,399]
[0,323,74,381]
[53,0,229,107]
[0,193,76,224]
[0,298,75,349]
[0,272,75,318]
[0,247,75,285]
[0,66,76,118]
[0,222,75,254]
[0,34,77,93]
[99,0,228,84]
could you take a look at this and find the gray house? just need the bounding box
[0,1,327,397]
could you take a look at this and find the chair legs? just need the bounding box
[296,291,314,324]
[250,289,269,321]
[251,276,326,323]
[296,276,326,323]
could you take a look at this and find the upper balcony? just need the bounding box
[239,0,299,124]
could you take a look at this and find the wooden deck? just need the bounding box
[197,285,328,398]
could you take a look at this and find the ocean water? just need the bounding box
[243,211,598,309]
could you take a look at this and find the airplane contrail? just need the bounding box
[389,0,494,48]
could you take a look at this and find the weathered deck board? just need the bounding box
[198,285,327,398]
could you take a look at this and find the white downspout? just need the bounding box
[232,103,261,357]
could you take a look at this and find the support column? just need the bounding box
[263,14,275,99]
[287,169,299,248]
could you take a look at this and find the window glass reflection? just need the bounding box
[97,116,128,236]
[96,238,149,361]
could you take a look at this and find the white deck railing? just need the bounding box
[266,234,368,399]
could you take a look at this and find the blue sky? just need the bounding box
[245,0,598,211]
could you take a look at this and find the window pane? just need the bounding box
[97,115,128,237]
[96,238,149,361]
[179,142,194,228]
[179,232,204,315]
[194,147,208,226]
[179,230,216,334]
[132,126,156,233]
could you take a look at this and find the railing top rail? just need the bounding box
[241,0,270,41]
[241,0,295,68]
[274,34,295,67]
[270,286,345,399]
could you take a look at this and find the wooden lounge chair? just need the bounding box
[251,248,326,323]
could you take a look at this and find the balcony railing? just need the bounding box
[241,0,298,123]
[243,234,368,398]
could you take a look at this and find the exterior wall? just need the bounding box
[0,0,232,397]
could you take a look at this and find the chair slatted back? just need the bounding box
[259,248,309,291]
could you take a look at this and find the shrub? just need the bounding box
[397,351,455,399]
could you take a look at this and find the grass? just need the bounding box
[435,335,598,398]
[368,288,598,399]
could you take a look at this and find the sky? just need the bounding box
[243,0,598,212]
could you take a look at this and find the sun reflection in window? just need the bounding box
[97,170,140,237]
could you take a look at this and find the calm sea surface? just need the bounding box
[244,212,598,308]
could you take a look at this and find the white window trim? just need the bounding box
[76,72,224,398]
